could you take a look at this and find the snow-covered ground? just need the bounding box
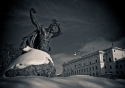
[0,75,125,88]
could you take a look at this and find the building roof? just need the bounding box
[62,47,124,66]
[62,51,99,66]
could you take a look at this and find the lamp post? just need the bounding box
[74,51,81,58]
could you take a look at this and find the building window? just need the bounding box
[84,69,86,72]
[77,70,78,74]
[75,65,76,67]
[86,68,88,72]
[90,67,91,71]
[116,65,118,69]
[82,69,83,73]
[103,59,105,62]
[96,66,98,70]
[105,66,106,69]
[96,72,98,76]
[114,50,115,52]
[109,58,111,62]
[110,66,112,69]
[90,62,91,64]
[110,71,112,73]
[109,51,110,53]
[71,70,73,75]
[93,73,95,76]
[79,63,81,66]
[96,60,97,62]
[116,71,119,74]
[120,65,122,68]
[115,58,117,61]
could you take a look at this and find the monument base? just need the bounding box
[2,47,56,77]
[5,62,56,77]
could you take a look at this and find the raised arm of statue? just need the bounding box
[30,8,40,30]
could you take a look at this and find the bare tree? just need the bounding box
[0,43,21,73]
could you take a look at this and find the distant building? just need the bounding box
[62,47,125,78]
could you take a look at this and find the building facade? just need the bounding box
[62,47,125,78]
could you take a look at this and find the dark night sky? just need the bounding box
[0,0,125,73]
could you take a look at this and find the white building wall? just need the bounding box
[62,47,125,77]
[99,51,106,75]
[112,48,125,61]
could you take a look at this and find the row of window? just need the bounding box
[116,71,124,75]
[82,66,98,72]
[65,55,122,70]
[64,62,124,72]
[103,57,113,62]
[89,60,98,64]
[65,57,113,70]
[106,71,125,75]
[104,64,125,70]
[64,71,99,77]
[103,58,112,62]
[103,57,119,62]
[64,65,98,76]
[64,60,99,71]
[64,65,98,72]
[104,65,112,69]
[116,64,125,69]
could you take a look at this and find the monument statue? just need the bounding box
[1,8,62,78]
[20,8,62,53]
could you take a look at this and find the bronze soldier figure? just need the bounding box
[20,8,62,53]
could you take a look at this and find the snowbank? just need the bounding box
[0,75,125,88]
[1,48,54,77]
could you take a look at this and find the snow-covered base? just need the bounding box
[0,75,125,88]
[2,47,54,77]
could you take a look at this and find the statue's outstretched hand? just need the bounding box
[30,8,36,13]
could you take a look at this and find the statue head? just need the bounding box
[51,19,57,24]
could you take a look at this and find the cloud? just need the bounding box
[79,38,111,52]
[114,37,125,48]
[79,37,125,55]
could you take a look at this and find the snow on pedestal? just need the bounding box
[2,46,56,77]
